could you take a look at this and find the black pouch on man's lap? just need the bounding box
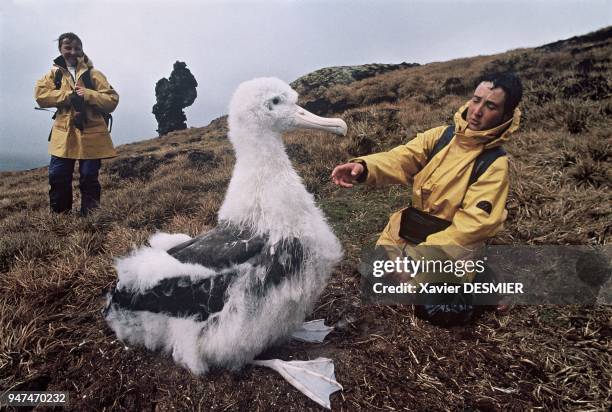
[398,207,452,244]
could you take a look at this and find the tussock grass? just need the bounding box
[0,27,610,410]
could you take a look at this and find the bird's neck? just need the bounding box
[218,129,318,242]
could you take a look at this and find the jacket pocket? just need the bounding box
[83,112,108,134]
[53,112,69,132]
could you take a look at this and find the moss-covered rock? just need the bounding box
[291,63,417,96]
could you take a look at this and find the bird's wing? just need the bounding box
[108,226,305,321]
[108,272,235,322]
[167,224,268,269]
[252,237,304,289]
[168,224,304,290]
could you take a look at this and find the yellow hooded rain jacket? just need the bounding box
[353,103,521,251]
[35,55,118,159]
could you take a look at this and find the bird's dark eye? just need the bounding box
[272,97,280,105]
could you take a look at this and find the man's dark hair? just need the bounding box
[57,32,82,50]
[478,72,523,116]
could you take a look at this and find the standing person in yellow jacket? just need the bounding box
[331,72,522,324]
[35,32,119,216]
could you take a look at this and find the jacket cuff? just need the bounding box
[82,89,95,104]
[348,159,368,183]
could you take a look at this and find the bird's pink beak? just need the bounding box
[293,105,347,136]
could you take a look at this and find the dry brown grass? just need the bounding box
[1,27,610,411]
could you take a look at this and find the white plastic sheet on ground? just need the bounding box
[253,357,343,409]
[291,319,334,343]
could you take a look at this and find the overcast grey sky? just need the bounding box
[1,0,610,170]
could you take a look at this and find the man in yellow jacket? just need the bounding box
[332,72,522,323]
[35,32,118,215]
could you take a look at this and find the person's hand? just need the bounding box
[331,162,364,188]
[75,85,86,97]
[69,91,85,112]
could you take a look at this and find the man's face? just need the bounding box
[466,81,507,131]
[60,39,83,67]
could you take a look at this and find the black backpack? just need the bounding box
[53,68,113,132]
[427,125,506,186]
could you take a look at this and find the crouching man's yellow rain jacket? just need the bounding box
[352,102,521,254]
[35,55,118,159]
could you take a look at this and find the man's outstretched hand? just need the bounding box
[331,162,364,188]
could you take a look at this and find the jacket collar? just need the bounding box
[453,102,521,149]
[53,54,93,77]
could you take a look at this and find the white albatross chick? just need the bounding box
[104,77,346,408]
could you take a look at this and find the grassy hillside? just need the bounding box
[1,27,610,410]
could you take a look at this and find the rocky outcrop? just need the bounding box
[291,62,418,97]
[536,26,612,52]
[152,61,198,136]
[290,63,417,115]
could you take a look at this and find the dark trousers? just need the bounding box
[49,156,102,215]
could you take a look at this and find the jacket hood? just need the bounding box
[453,102,521,149]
